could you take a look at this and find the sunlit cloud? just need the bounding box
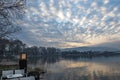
[57,10,65,20]
[14,0,120,48]
[105,0,110,4]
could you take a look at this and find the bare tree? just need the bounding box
[0,0,26,38]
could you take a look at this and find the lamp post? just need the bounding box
[19,52,27,73]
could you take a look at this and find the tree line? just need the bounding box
[0,38,60,56]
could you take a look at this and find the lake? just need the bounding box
[0,55,120,80]
[28,56,120,80]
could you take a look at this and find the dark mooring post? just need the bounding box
[19,53,27,73]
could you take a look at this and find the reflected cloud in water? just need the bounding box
[42,57,120,80]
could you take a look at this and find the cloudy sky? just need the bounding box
[15,0,120,49]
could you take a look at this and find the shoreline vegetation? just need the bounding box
[0,38,120,58]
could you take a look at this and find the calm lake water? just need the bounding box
[28,56,120,80]
[1,55,120,80]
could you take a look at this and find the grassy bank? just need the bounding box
[0,65,19,70]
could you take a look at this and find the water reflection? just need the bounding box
[1,56,120,80]
[40,57,120,80]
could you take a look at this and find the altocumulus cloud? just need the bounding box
[14,0,120,48]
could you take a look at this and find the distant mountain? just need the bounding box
[62,46,120,52]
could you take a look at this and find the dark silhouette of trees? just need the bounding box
[61,50,120,60]
[0,38,120,64]
[0,0,26,38]
[0,38,25,56]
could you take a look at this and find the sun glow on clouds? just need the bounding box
[17,0,120,48]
